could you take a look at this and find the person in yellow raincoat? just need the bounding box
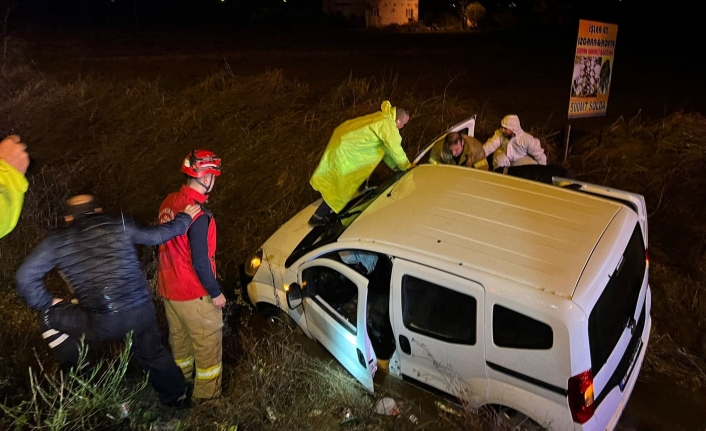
[0,135,30,239]
[309,101,412,226]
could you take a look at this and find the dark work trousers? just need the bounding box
[308,199,333,223]
[39,301,187,404]
[494,164,575,184]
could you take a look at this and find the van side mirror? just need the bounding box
[286,283,303,310]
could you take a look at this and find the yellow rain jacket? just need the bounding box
[310,101,412,214]
[0,158,28,238]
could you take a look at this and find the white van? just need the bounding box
[242,124,651,430]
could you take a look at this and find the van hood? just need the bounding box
[261,201,318,268]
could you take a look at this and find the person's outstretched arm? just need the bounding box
[126,205,200,246]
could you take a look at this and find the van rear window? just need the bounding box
[493,305,553,349]
[588,224,646,375]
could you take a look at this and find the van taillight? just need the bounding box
[568,369,595,423]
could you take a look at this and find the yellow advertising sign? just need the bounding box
[568,20,618,119]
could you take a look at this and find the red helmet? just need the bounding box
[181,149,221,178]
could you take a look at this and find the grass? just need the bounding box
[1,43,705,429]
[569,111,706,386]
[1,335,147,431]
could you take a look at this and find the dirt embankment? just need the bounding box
[0,58,501,430]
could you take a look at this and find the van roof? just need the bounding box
[338,165,621,298]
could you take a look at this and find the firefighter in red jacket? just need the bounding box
[157,149,226,400]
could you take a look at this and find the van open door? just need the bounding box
[296,259,377,392]
[553,177,648,244]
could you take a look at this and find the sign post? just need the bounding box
[565,19,618,159]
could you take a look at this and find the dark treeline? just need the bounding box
[4,0,701,35]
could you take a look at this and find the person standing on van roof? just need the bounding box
[0,135,30,239]
[308,101,413,227]
[483,115,547,170]
[430,132,488,170]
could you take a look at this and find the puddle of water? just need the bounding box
[619,372,706,431]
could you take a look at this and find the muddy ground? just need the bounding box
[1,24,705,430]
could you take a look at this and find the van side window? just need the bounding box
[493,305,553,349]
[401,275,476,345]
[304,266,358,333]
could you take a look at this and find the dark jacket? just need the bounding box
[16,213,191,313]
[429,135,488,170]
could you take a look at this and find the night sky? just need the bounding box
[5,0,702,33]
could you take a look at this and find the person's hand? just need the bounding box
[0,135,29,174]
[212,293,226,309]
[51,298,64,306]
[180,204,201,219]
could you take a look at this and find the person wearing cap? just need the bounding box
[15,195,200,408]
[483,115,547,170]
[157,150,225,400]
[0,135,30,239]
[308,101,413,227]
[429,131,488,170]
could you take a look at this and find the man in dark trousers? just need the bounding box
[15,195,199,408]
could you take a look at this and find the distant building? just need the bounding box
[323,0,418,27]
[365,0,418,27]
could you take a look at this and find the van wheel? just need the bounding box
[495,407,545,431]
[256,303,291,332]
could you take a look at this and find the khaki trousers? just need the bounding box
[164,296,223,399]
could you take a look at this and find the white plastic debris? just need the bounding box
[374,397,400,416]
[308,409,323,417]
[266,407,277,422]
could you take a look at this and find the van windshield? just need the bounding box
[284,170,407,268]
[588,223,646,375]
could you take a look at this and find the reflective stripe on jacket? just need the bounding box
[157,185,217,301]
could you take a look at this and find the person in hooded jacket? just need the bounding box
[0,135,29,239]
[483,115,547,170]
[15,195,200,408]
[308,101,412,226]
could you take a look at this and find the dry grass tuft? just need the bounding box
[571,111,706,385]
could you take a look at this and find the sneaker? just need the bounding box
[162,384,193,409]
[163,396,191,410]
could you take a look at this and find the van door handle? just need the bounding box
[357,348,366,368]
[399,335,411,354]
